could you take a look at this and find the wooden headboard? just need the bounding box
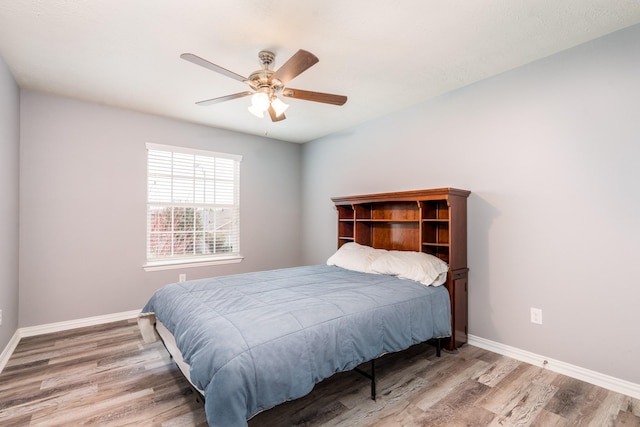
[331,188,470,350]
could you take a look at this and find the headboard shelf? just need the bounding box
[332,187,470,350]
[356,218,419,222]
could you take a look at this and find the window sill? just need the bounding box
[143,255,244,272]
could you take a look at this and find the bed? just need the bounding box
[139,188,469,427]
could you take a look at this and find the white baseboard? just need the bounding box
[0,330,21,373]
[0,309,141,374]
[18,309,141,338]
[468,334,640,400]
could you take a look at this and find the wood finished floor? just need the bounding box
[0,319,638,426]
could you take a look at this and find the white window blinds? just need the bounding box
[146,143,241,267]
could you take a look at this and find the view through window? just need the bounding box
[146,143,241,267]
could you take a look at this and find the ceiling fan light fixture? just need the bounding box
[251,91,270,112]
[271,97,289,117]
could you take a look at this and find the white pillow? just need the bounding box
[327,242,387,273]
[370,250,449,286]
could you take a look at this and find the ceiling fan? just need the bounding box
[180,49,347,122]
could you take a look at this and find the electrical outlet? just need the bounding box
[179,274,186,283]
[530,307,543,325]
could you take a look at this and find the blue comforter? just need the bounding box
[141,264,451,427]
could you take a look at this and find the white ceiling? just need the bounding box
[1,1,639,143]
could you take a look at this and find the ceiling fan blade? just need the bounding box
[181,53,248,83]
[195,91,253,106]
[268,104,286,122]
[271,50,319,85]
[282,88,347,106]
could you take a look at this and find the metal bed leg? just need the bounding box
[353,359,377,401]
[428,338,443,357]
[370,359,376,401]
[355,338,447,403]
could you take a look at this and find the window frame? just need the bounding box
[143,142,243,271]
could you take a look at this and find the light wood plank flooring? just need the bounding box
[0,318,638,426]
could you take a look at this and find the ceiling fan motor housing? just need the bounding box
[248,50,283,97]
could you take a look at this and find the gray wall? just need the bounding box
[0,55,20,351]
[301,24,640,384]
[19,91,302,327]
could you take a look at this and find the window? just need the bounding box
[144,143,242,270]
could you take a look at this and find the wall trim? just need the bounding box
[468,334,640,400]
[0,330,21,373]
[18,309,141,338]
[0,309,140,374]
